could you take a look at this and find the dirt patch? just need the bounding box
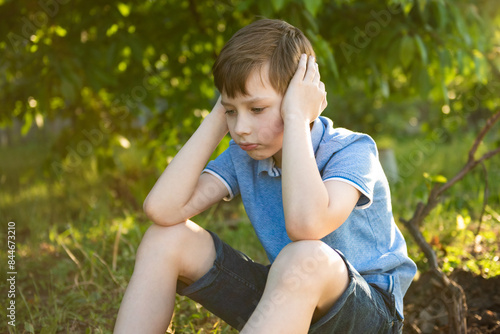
[403,270,500,333]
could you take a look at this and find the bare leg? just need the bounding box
[241,240,349,334]
[114,221,216,334]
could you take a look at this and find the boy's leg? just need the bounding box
[241,240,349,334]
[114,221,216,334]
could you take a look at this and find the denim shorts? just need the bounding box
[176,230,403,333]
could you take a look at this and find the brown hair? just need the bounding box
[212,19,315,98]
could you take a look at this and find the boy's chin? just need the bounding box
[245,152,268,160]
[244,149,270,160]
[246,149,281,162]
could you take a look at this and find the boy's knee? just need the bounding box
[137,221,216,281]
[144,221,189,240]
[276,240,341,267]
[138,221,197,258]
[271,240,345,290]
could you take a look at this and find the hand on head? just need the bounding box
[281,54,328,123]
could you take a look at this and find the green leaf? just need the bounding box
[117,3,131,17]
[380,77,390,98]
[40,322,58,334]
[21,111,33,136]
[435,0,447,30]
[24,322,35,333]
[441,80,449,105]
[318,37,339,79]
[301,7,319,33]
[450,5,471,46]
[456,49,465,73]
[403,2,413,16]
[472,49,488,83]
[306,29,318,44]
[414,34,428,65]
[54,26,67,37]
[399,35,415,68]
[422,172,447,183]
[432,175,448,183]
[106,23,119,37]
[328,52,339,79]
[304,0,322,17]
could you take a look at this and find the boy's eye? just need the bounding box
[251,107,265,113]
[225,110,236,115]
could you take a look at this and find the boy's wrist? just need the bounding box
[206,108,229,134]
[282,110,312,126]
[208,95,228,124]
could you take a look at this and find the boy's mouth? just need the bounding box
[239,143,258,151]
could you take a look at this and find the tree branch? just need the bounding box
[467,110,500,164]
[401,110,499,332]
[401,109,500,270]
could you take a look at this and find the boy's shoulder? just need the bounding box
[315,116,378,157]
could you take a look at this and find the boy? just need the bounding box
[114,19,416,333]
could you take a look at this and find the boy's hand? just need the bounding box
[281,54,327,123]
[211,95,226,116]
[210,95,229,132]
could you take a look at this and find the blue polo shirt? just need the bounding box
[203,116,417,319]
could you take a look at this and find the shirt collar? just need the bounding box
[257,117,325,177]
[257,157,280,177]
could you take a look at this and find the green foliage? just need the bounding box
[0,136,261,332]
[389,132,500,277]
[2,132,499,332]
[1,0,499,332]
[1,0,499,175]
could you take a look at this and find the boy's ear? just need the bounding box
[321,99,328,113]
[321,85,327,113]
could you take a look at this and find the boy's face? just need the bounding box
[221,64,285,166]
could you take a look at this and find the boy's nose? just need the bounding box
[234,115,252,136]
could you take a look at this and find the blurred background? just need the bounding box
[0,0,499,332]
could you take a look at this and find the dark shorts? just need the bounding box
[177,230,403,333]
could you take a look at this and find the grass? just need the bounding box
[0,128,499,333]
[387,131,500,277]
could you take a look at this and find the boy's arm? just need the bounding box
[280,55,361,241]
[143,97,230,226]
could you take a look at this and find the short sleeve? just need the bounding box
[321,134,382,209]
[203,148,240,201]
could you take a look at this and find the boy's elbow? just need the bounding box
[143,198,183,227]
[143,199,167,225]
[285,219,322,241]
[286,228,317,241]
[285,215,340,241]
[142,196,158,220]
[286,229,305,242]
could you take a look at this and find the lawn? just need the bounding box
[1,129,499,333]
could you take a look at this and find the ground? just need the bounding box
[404,270,500,333]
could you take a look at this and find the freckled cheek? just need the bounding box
[272,117,284,134]
[256,116,284,144]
